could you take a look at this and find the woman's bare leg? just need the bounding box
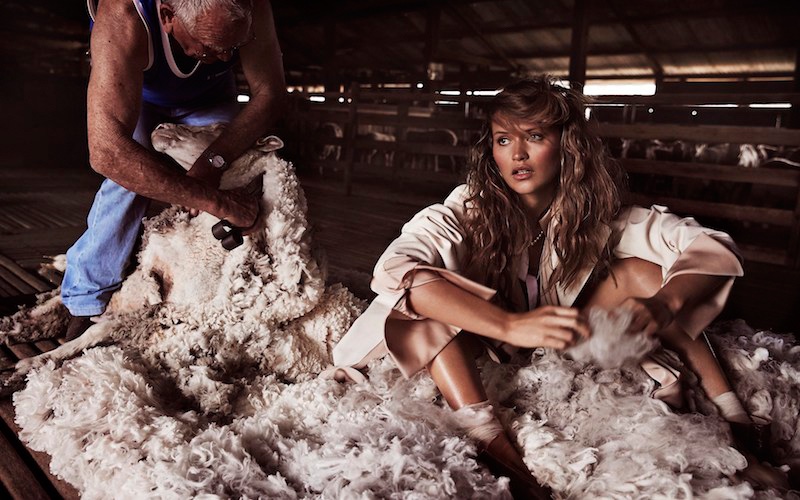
[580,257,732,398]
[427,332,487,408]
[428,333,551,498]
[581,258,788,488]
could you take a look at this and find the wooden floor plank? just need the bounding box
[6,343,39,361]
[0,427,51,500]
[0,400,81,500]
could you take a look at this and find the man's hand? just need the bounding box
[215,181,262,235]
[184,155,225,216]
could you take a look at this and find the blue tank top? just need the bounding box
[89,0,238,108]
[136,0,237,107]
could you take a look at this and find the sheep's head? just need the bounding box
[150,123,284,173]
[151,123,226,171]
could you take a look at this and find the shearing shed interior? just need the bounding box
[0,0,799,498]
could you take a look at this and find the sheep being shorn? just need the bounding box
[1,125,799,498]
[0,123,366,407]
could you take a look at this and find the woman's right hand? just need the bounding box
[504,306,590,349]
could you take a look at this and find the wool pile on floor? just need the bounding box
[2,125,798,499]
[9,320,800,499]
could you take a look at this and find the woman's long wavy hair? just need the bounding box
[462,76,627,306]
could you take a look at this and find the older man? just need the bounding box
[62,0,286,339]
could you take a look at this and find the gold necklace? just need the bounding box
[530,228,545,246]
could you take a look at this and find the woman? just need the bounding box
[332,76,785,496]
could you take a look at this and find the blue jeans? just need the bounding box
[61,98,239,316]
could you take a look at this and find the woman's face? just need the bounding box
[491,113,561,206]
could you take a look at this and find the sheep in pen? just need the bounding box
[0,124,798,498]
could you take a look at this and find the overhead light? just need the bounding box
[583,80,655,96]
[472,89,500,96]
[749,103,792,109]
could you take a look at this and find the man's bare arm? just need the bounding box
[188,0,287,183]
[87,0,256,226]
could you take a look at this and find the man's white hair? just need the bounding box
[164,0,252,31]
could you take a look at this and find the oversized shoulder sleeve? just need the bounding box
[614,205,744,337]
[369,184,493,317]
[331,185,496,374]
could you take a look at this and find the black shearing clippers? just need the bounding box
[211,174,264,251]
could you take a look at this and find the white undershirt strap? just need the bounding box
[133,0,155,71]
[155,0,199,77]
[86,0,98,21]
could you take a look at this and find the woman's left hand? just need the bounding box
[620,296,674,336]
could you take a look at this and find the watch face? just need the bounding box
[209,153,226,169]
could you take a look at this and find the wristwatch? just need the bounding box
[205,150,227,170]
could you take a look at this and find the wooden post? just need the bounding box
[789,49,800,129]
[342,83,359,196]
[323,19,338,92]
[424,2,442,92]
[654,71,664,94]
[789,193,800,268]
[789,50,800,266]
[568,0,589,90]
[395,101,410,186]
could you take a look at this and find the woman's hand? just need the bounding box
[505,306,590,349]
[620,296,675,336]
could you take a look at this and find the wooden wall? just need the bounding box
[0,74,89,170]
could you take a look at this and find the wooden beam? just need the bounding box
[627,194,795,227]
[621,159,800,188]
[594,93,800,105]
[568,0,589,88]
[598,122,800,146]
[279,0,500,27]
[442,1,521,72]
[605,0,664,80]
[322,18,338,91]
[285,3,799,43]
[423,1,442,88]
[434,47,498,68]
[505,40,799,60]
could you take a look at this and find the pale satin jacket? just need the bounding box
[332,184,744,378]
